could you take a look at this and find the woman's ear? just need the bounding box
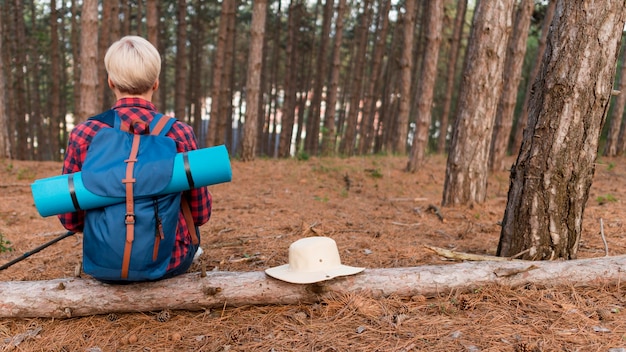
[152,80,159,92]
[108,77,115,89]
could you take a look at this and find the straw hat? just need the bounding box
[265,236,365,284]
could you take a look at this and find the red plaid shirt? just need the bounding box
[58,98,212,271]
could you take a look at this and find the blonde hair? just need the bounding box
[104,36,161,95]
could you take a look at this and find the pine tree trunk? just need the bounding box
[77,0,99,122]
[206,0,233,147]
[604,40,626,157]
[70,0,80,123]
[12,0,28,159]
[0,1,9,159]
[277,2,300,158]
[241,0,267,161]
[497,0,626,260]
[304,0,333,156]
[215,5,237,147]
[358,0,391,155]
[437,0,468,154]
[489,0,534,171]
[175,0,188,121]
[406,0,443,172]
[511,0,556,155]
[340,0,372,156]
[321,0,347,156]
[392,0,416,155]
[97,0,114,112]
[442,1,514,206]
[146,0,160,110]
[49,0,62,161]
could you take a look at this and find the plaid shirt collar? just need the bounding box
[112,97,157,112]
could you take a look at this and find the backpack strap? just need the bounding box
[120,132,141,279]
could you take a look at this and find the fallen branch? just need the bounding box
[1,255,626,318]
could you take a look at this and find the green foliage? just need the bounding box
[607,162,616,171]
[597,194,618,205]
[365,168,383,179]
[296,150,310,161]
[313,195,329,203]
[0,233,13,253]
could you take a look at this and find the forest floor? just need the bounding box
[1,154,626,351]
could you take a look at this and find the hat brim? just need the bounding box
[265,264,365,284]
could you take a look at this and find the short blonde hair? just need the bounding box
[104,36,161,95]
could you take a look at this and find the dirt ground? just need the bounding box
[1,154,626,351]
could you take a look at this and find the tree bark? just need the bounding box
[489,0,534,171]
[12,0,28,159]
[442,1,514,206]
[437,0,468,154]
[0,1,9,159]
[511,0,556,155]
[497,0,626,260]
[174,0,188,121]
[2,255,626,318]
[77,0,99,122]
[340,0,372,156]
[604,39,626,157]
[206,0,233,147]
[49,0,62,161]
[146,0,160,110]
[392,0,416,155]
[358,0,391,155]
[406,0,443,172]
[321,0,347,156]
[277,2,301,158]
[241,0,267,161]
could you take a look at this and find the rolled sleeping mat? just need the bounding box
[31,144,232,217]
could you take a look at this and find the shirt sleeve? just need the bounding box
[57,124,94,232]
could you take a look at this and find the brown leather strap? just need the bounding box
[120,133,141,279]
[153,115,198,245]
[150,115,172,135]
[181,197,199,245]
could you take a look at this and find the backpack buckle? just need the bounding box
[125,213,136,225]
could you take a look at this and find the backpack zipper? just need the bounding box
[152,198,165,261]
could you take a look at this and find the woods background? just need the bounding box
[0,0,587,164]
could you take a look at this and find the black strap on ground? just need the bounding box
[0,231,75,271]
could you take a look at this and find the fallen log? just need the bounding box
[1,255,625,318]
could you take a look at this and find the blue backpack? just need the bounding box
[80,110,194,282]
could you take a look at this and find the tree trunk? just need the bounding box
[3,255,626,318]
[391,0,416,155]
[49,0,62,161]
[488,0,534,171]
[358,0,391,155]
[97,0,114,112]
[70,0,80,121]
[604,38,626,157]
[437,0,468,154]
[277,2,301,158]
[406,0,443,172]
[340,0,372,156]
[0,1,9,159]
[497,0,626,260]
[146,0,160,110]
[321,0,347,156]
[215,4,237,147]
[12,0,28,159]
[442,1,514,206]
[304,0,333,156]
[174,0,188,121]
[241,0,267,161]
[511,0,556,155]
[26,0,41,160]
[77,0,99,122]
[206,0,233,147]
